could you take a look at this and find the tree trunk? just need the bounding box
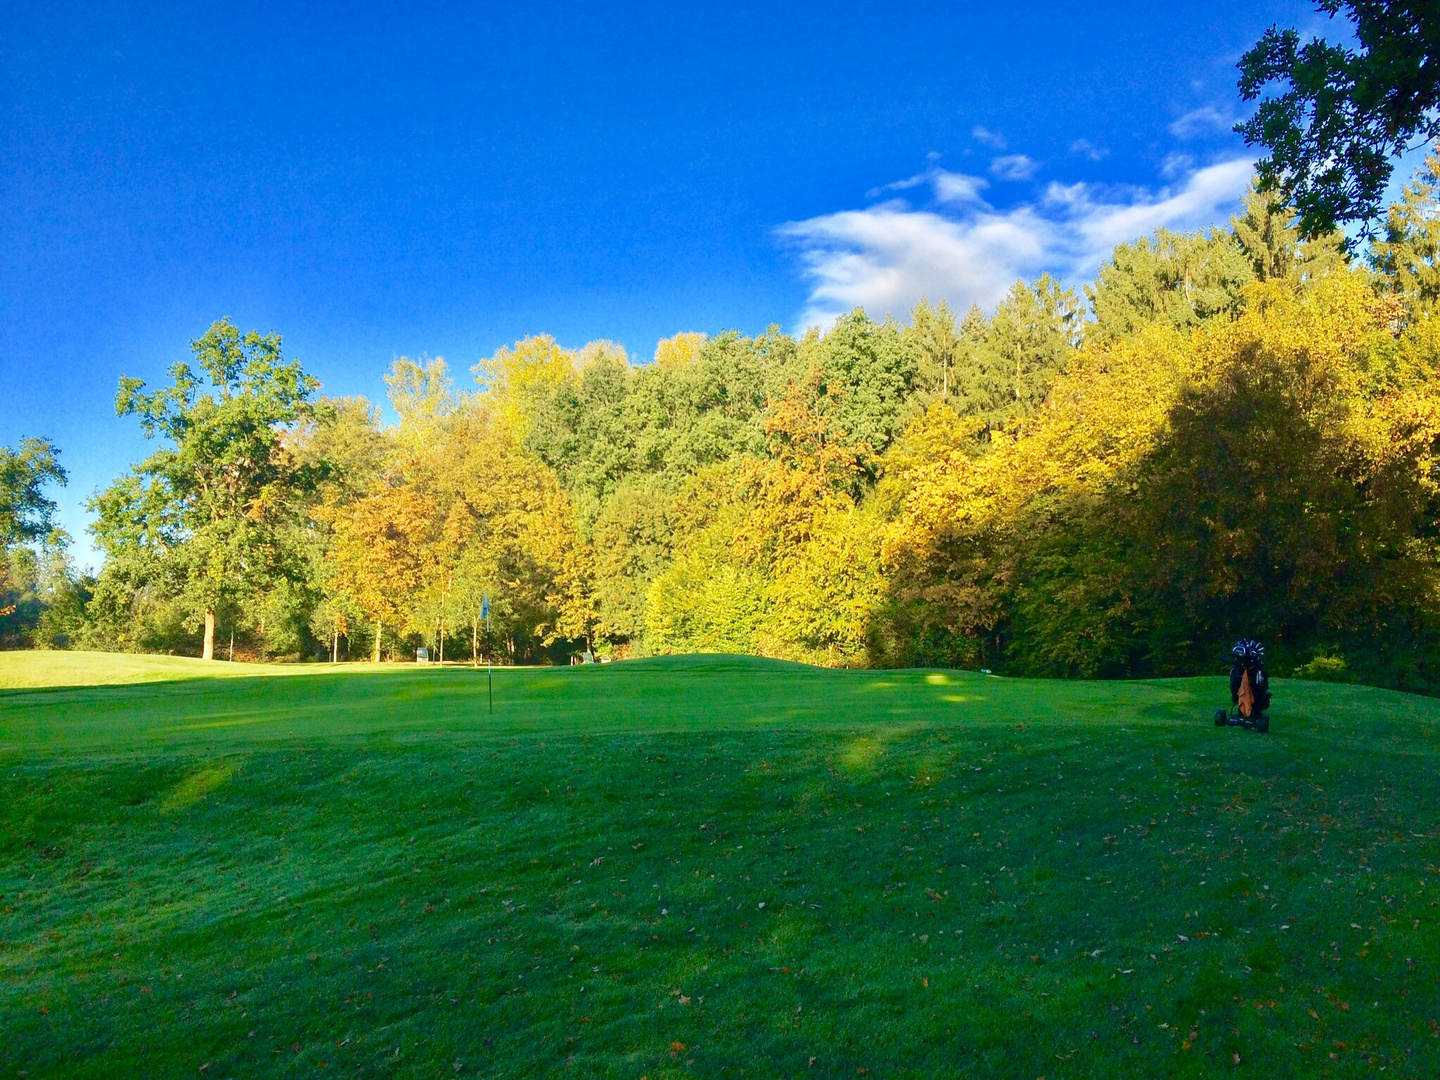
[472,618,478,668]
[438,618,445,667]
[373,618,382,663]
[203,609,216,660]
[333,628,340,664]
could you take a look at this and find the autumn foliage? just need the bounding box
[41,155,1440,688]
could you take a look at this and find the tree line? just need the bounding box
[4,160,1440,689]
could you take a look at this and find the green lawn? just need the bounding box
[2,653,1438,1078]
[0,650,282,691]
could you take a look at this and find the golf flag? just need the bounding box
[482,594,493,714]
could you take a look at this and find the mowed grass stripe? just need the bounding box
[2,653,1439,1077]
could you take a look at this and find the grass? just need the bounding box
[0,650,281,691]
[2,652,1439,1078]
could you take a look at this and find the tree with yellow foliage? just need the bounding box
[319,480,436,661]
[473,335,577,448]
[885,267,1440,686]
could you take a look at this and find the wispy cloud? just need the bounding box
[933,171,989,205]
[1069,138,1108,161]
[990,154,1040,181]
[778,158,1255,328]
[864,172,930,199]
[1052,159,1254,257]
[1159,151,1196,179]
[971,125,1007,150]
[1169,105,1238,139]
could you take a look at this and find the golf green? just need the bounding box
[2,652,1437,1077]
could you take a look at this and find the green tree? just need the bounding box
[93,319,322,659]
[526,328,798,538]
[899,299,965,423]
[1231,179,1348,284]
[624,329,792,487]
[798,310,915,476]
[1237,1,1440,238]
[310,590,366,663]
[976,275,1083,427]
[526,344,634,526]
[33,551,93,650]
[445,542,499,666]
[1371,143,1440,310]
[285,396,389,502]
[645,513,769,656]
[1086,229,1255,341]
[0,436,69,643]
[0,437,66,548]
[590,475,675,647]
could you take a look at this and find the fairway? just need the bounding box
[3,654,1439,1078]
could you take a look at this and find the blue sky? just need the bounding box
[0,0,1364,563]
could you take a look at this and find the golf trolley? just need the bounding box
[1214,637,1271,733]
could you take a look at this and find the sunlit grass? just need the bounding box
[2,653,1438,1077]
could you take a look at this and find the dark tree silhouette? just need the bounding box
[1237,1,1439,240]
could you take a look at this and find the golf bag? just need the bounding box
[1215,637,1271,732]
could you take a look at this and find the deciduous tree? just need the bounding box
[1238,1,1440,238]
[94,319,321,659]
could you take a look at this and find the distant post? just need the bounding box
[482,594,492,715]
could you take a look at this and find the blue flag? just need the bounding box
[481,595,490,622]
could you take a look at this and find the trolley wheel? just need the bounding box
[1214,709,1227,727]
[1255,713,1269,733]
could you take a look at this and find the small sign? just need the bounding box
[416,647,431,663]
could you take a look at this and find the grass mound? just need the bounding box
[2,653,1438,1077]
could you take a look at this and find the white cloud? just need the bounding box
[1168,105,1238,139]
[1159,151,1196,179]
[1058,159,1255,260]
[866,168,989,206]
[971,125,1007,150]
[778,158,1255,329]
[990,154,1040,181]
[931,170,989,205]
[778,205,1049,329]
[1069,138,1108,161]
[865,172,930,199]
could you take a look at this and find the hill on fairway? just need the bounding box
[2,653,1439,1078]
